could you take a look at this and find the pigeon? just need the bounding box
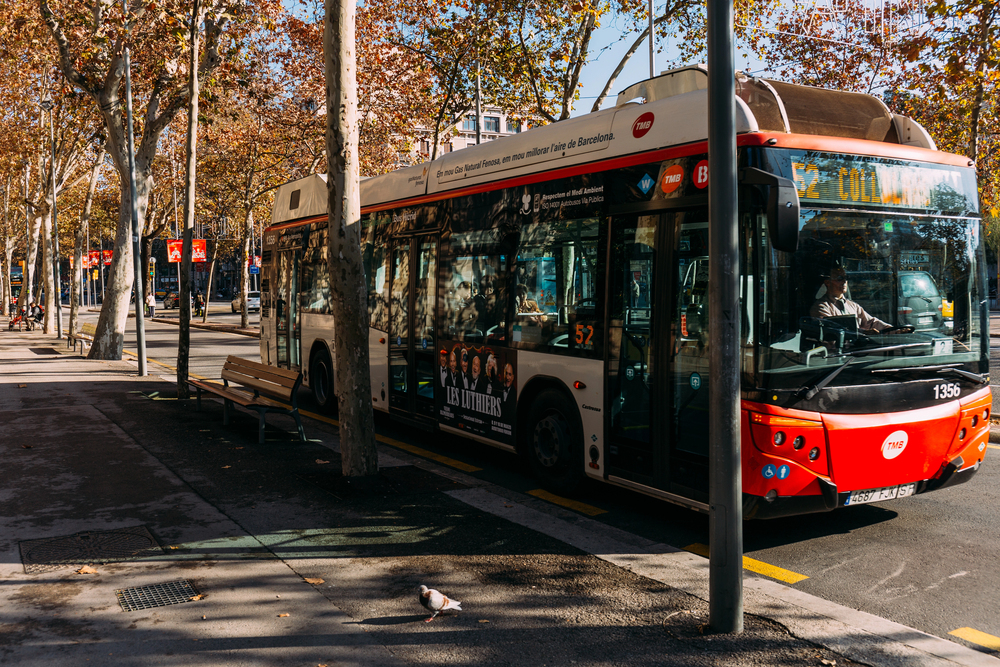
[418,585,462,622]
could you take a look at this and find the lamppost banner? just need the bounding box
[166,239,206,263]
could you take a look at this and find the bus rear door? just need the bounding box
[388,235,439,422]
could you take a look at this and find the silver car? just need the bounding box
[231,291,261,313]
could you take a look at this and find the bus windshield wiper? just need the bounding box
[939,367,989,385]
[797,343,925,400]
[870,363,987,385]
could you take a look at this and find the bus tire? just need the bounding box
[310,348,336,413]
[524,389,585,495]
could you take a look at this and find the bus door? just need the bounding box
[606,209,710,501]
[275,248,301,370]
[388,236,439,421]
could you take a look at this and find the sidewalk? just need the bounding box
[1,329,998,666]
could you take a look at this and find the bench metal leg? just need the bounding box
[222,399,231,426]
[258,411,267,444]
[293,411,306,442]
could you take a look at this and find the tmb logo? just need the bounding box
[881,430,908,460]
[632,112,654,139]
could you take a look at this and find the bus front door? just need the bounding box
[388,237,438,421]
[606,210,710,503]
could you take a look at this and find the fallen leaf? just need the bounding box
[168,546,179,550]
[821,661,836,666]
[222,465,231,469]
[76,565,98,574]
[234,447,243,450]
[201,615,206,620]
[189,594,205,601]
[18,384,27,388]
[478,619,490,623]
[315,459,330,464]
[278,613,290,617]
[304,578,325,585]
[22,445,32,449]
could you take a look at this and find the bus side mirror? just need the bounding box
[740,168,800,253]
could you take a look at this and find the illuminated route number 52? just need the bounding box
[575,324,594,346]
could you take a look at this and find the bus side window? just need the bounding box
[363,216,390,331]
[513,218,602,355]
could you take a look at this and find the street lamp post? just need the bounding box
[40,92,63,339]
[122,0,147,376]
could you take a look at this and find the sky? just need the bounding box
[573,20,765,117]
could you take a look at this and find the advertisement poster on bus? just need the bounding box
[435,340,516,446]
[166,239,207,262]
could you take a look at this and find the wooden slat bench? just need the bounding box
[188,355,306,445]
[68,322,98,353]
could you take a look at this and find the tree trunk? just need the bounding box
[203,250,215,323]
[70,222,83,337]
[325,0,379,478]
[41,206,54,334]
[177,0,202,399]
[71,149,104,335]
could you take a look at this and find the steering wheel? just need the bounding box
[880,325,915,335]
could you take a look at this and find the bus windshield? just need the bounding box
[758,208,985,387]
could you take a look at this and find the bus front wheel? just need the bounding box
[310,348,336,413]
[524,389,585,495]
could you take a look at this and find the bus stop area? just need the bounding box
[1,328,998,667]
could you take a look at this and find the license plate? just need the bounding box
[845,482,917,506]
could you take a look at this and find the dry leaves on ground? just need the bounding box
[278,613,290,617]
[304,578,325,585]
[315,459,329,465]
[76,565,98,574]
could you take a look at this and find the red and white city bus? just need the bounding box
[260,65,990,518]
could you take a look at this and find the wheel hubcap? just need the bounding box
[533,413,567,468]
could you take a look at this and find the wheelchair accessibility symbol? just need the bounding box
[762,464,791,480]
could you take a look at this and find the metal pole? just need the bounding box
[707,0,743,634]
[648,0,655,78]
[123,0,147,376]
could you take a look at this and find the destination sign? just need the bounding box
[778,151,978,214]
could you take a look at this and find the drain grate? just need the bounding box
[19,525,162,574]
[28,347,60,355]
[116,580,200,612]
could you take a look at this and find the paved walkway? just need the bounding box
[0,329,997,666]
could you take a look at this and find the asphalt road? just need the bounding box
[88,306,1000,659]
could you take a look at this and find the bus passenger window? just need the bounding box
[513,218,602,355]
[442,254,505,343]
[362,215,390,330]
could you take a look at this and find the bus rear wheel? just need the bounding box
[310,348,336,413]
[524,389,584,495]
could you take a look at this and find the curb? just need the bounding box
[148,316,260,339]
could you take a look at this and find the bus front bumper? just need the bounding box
[743,455,979,520]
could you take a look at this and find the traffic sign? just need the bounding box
[249,266,259,275]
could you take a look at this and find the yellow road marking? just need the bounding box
[950,627,1000,651]
[988,444,999,450]
[528,489,607,516]
[298,410,483,472]
[376,435,483,472]
[685,543,809,584]
[121,350,208,380]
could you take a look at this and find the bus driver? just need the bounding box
[811,266,891,334]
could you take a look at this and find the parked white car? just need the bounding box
[231,291,261,313]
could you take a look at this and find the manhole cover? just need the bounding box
[116,580,200,612]
[28,348,60,355]
[19,525,161,574]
